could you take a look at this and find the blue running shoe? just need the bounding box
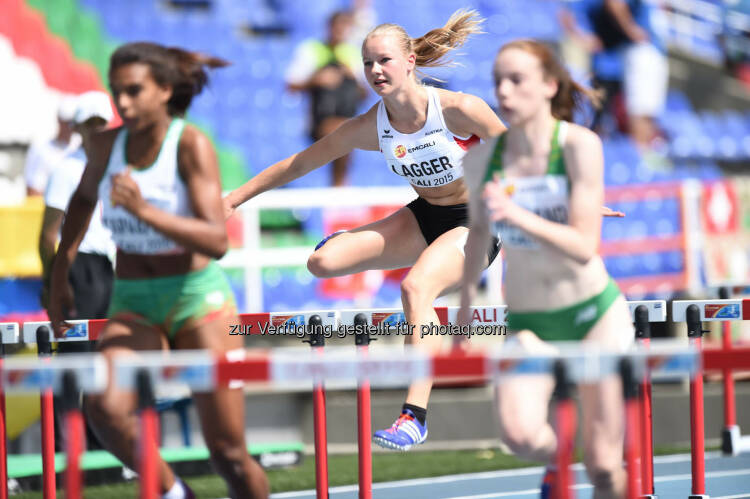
[372,409,428,451]
[315,230,347,251]
[539,467,556,499]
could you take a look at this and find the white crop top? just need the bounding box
[377,86,478,188]
[99,119,194,255]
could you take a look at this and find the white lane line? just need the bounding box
[270,452,734,498]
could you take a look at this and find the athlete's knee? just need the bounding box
[206,437,247,475]
[84,393,121,427]
[496,413,542,456]
[498,427,539,456]
[307,251,336,278]
[400,274,435,309]
[584,451,624,493]
[307,231,346,277]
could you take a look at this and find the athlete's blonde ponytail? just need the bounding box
[364,9,484,78]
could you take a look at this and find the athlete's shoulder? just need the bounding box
[346,103,379,132]
[88,127,120,166]
[95,126,121,143]
[179,123,221,158]
[561,123,603,179]
[435,88,486,116]
[436,88,503,139]
[563,122,601,153]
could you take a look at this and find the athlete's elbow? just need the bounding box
[573,241,598,264]
[205,229,229,259]
[205,243,227,260]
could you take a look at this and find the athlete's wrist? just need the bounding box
[499,200,523,226]
[130,198,151,220]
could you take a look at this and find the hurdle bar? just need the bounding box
[126,341,699,499]
[5,339,737,499]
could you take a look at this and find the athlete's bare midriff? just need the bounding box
[115,251,211,279]
[503,246,610,311]
[411,180,469,206]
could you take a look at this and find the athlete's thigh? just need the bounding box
[172,310,241,353]
[406,226,468,295]
[90,318,169,411]
[496,374,554,432]
[579,377,624,469]
[495,331,555,429]
[173,314,246,445]
[313,206,427,273]
[584,295,634,351]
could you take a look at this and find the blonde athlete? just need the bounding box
[459,39,633,499]
[226,10,506,450]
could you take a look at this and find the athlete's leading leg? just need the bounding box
[83,318,177,494]
[174,313,269,499]
[307,206,427,277]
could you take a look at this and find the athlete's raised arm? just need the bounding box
[223,105,379,218]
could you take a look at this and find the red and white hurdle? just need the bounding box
[1,298,750,499]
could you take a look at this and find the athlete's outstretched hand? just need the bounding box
[47,260,76,338]
[601,206,625,217]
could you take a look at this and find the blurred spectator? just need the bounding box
[24,96,82,197]
[561,0,668,150]
[285,9,367,186]
[39,91,115,321]
[722,1,750,90]
[39,91,115,452]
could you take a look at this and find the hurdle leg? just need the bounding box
[36,326,56,499]
[639,362,656,498]
[136,369,159,499]
[716,288,740,456]
[634,305,656,498]
[305,315,329,499]
[721,318,739,456]
[62,371,84,499]
[354,314,372,499]
[686,305,709,499]
[621,359,642,499]
[553,361,575,499]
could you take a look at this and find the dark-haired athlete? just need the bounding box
[48,42,269,499]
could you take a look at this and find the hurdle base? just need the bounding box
[688,495,709,499]
[721,425,741,456]
[640,495,657,498]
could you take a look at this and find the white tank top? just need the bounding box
[489,121,571,250]
[99,119,194,255]
[377,86,478,188]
